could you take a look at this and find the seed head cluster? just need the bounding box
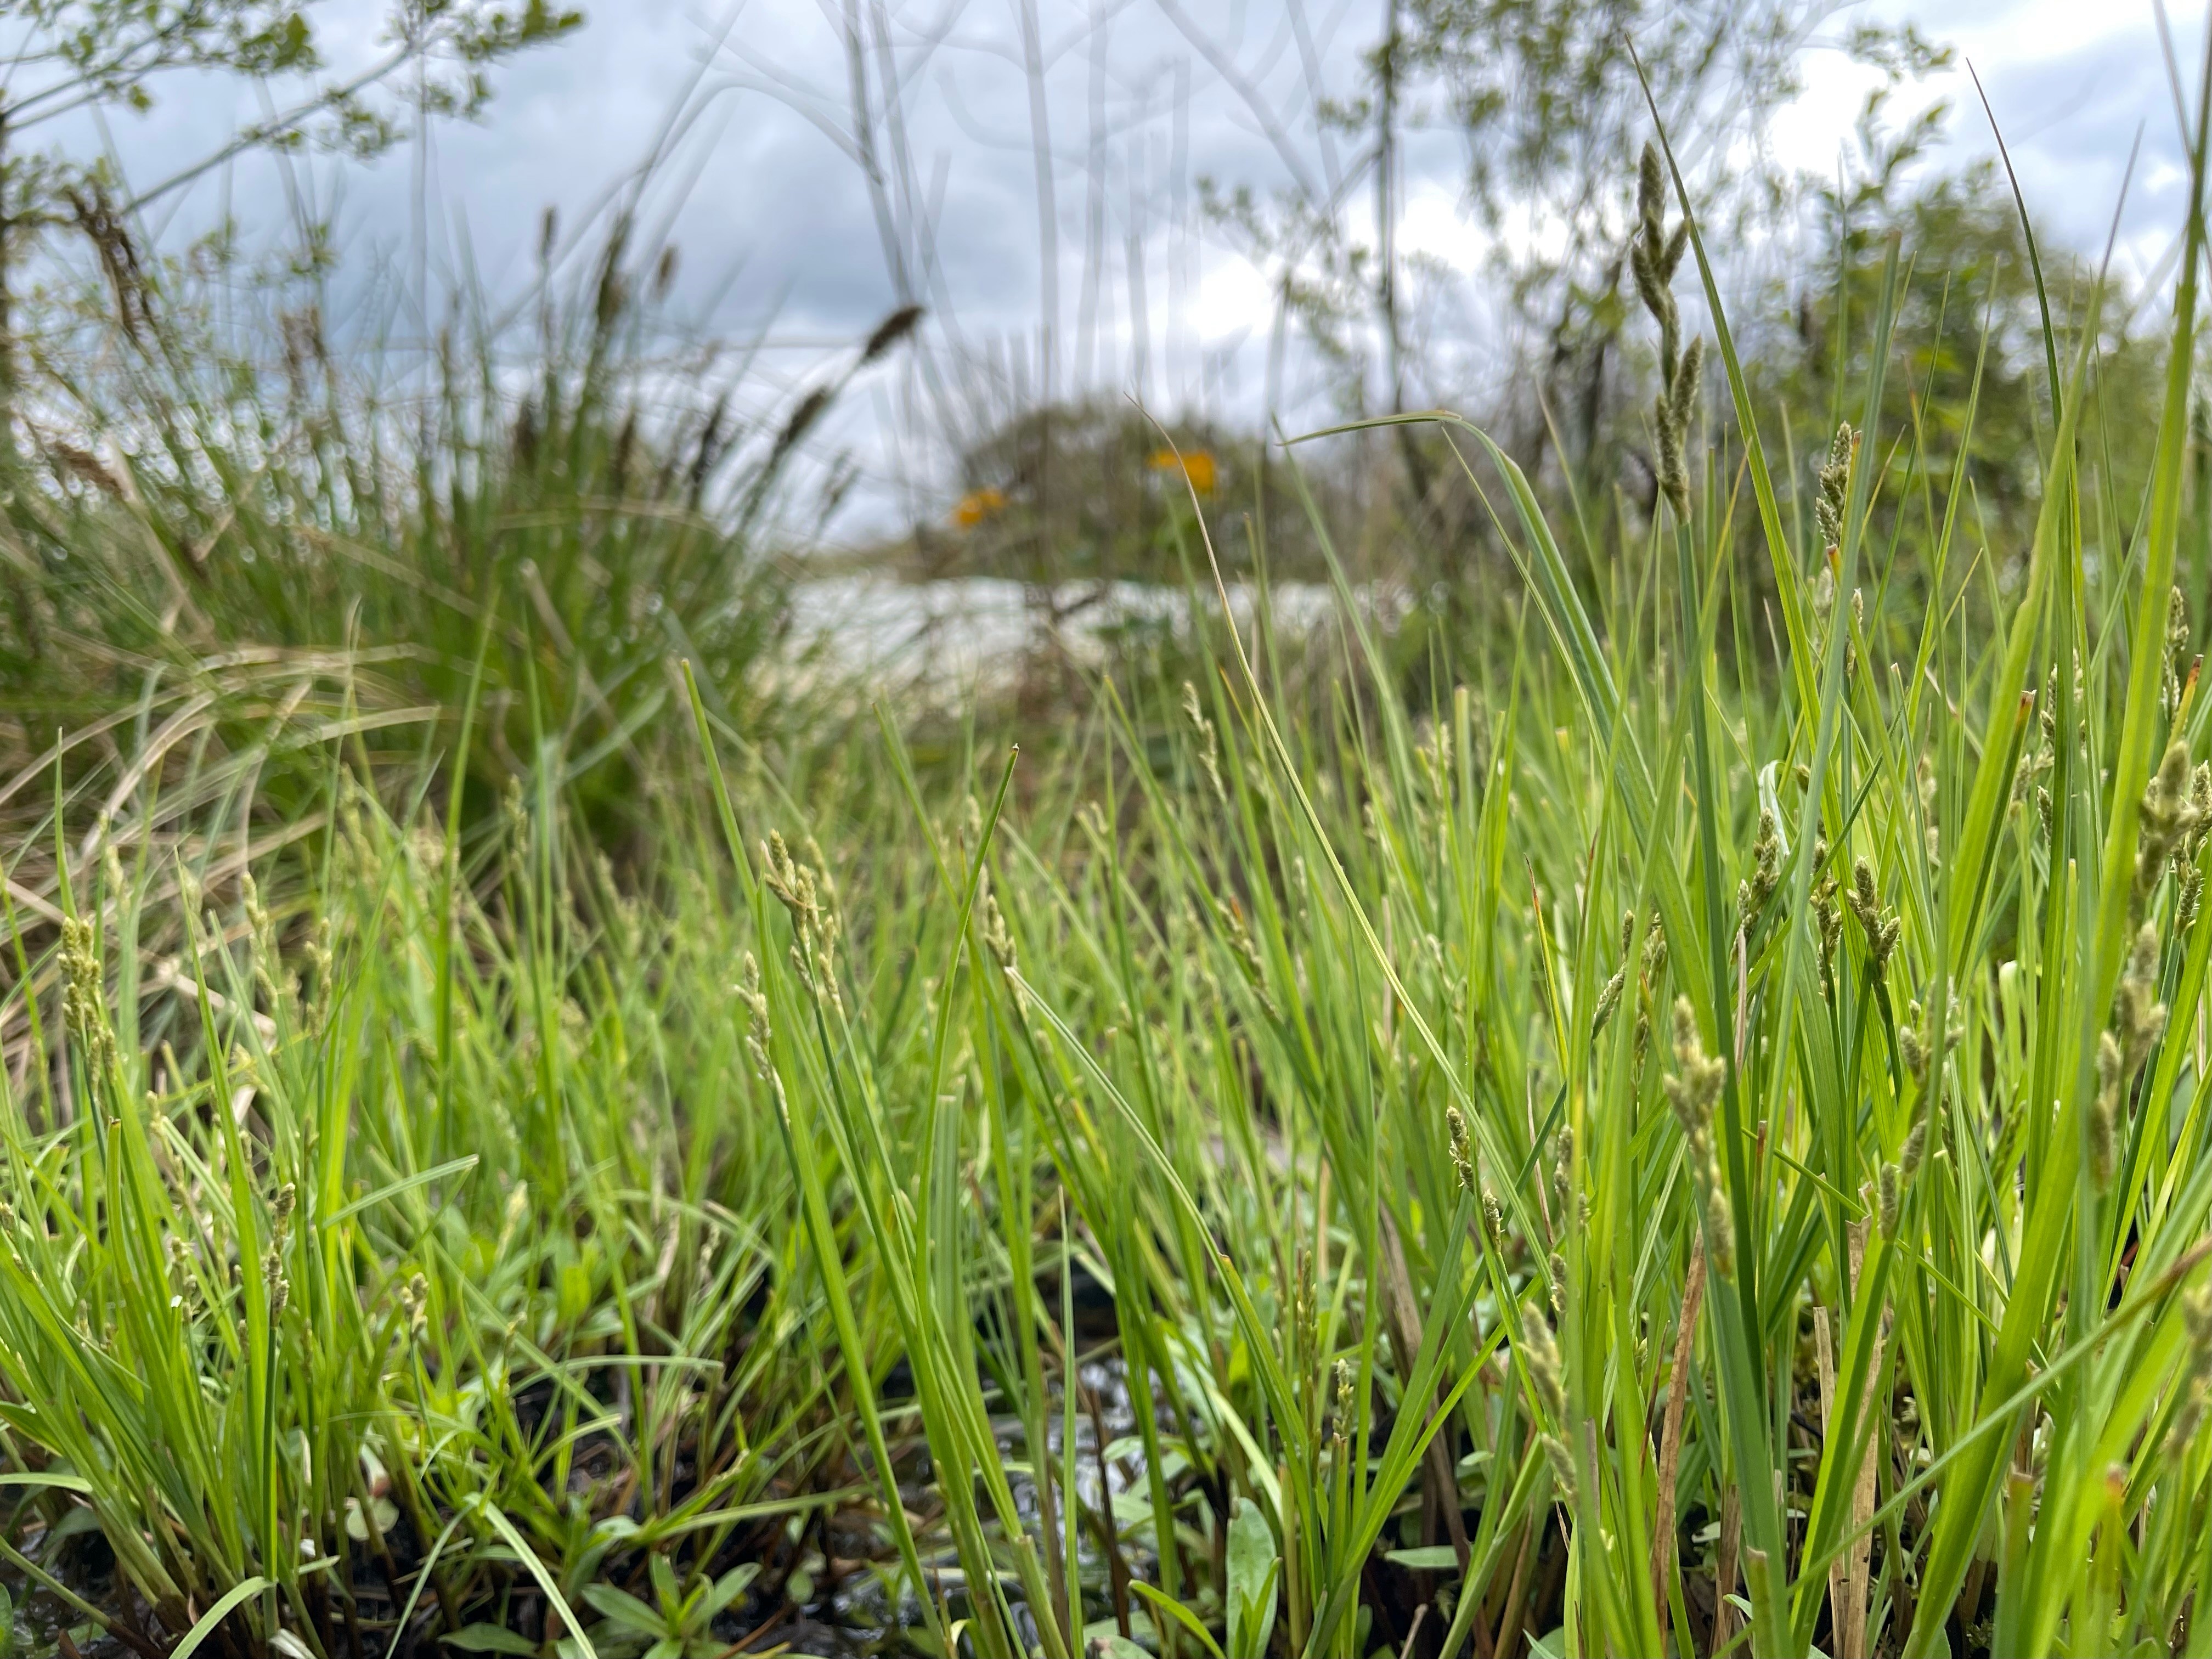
[1447,1105,1476,1195]
[1897,995,1962,1185]
[1663,998,1733,1278]
[1736,811,1780,941]
[2136,741,2205,905]
[762,831,845,1013]
[1812,837,1844,991]
[1518,1312,1577,1500]
[265,1181,296,1320]
[1815,424,1854,554]
[61,915,116,1075]
[2168,1288,2212,1451]
[1592,909,1633,1038]
[1631,917,1669,1069]
[1844,859,1902,977]
[2091,926,2168,1193]
[1631,143,1703,521]
[2166,585,2196,719]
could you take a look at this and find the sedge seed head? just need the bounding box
[1448,1107,1476,1195]
[1521,1314,1566,1421]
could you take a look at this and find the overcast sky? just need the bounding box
[21,0,2204,520]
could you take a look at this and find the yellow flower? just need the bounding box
[1149,448,1217,496]
[952,486,1007,529]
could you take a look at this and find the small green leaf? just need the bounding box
[1383,1545,1464,1573]
[648,1554,681,1618]
[1130,1583,1227,1659]
[702,1564,759,1620]
[440,1626,540,1656]
[579,1584,665,1639]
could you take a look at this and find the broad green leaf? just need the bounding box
[1227,1496,1280,1659]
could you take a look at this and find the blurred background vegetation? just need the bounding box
[0,0,2187,830]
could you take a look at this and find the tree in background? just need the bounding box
[1208,0,1951,537]
[1454,8,1945,476]
[0,0,583,399]
[1771,83,2165,625]
[827,0,1962,590]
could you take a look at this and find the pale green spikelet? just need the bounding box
[1663,1000,1726,1132]
[1211,894,1277,1017]
[2164,1288,2212,1451]
[1899,1011,1927,1089]
[736,952,773,1081]
[1593,909,1633,1036]
[2085,928,2168,1194]
[2091,1031,2123,1194]
[1593,961,1628,1037]
[1448,1107,1477,1195]
[1520,1312,1567,1424]
[983,890,1018,973]
[265,1244,289,1320]
[2166,585,2193,716]
[1182,680,1225,800]
[1664,999,1735,1277]
[1899,1115,1930,1184]
[1845,858,1902,975]
[1702,1183,1735,1274]
[1538,1432,1578,1503]
[1812,836,1843,991]
[1632,139,1702,520]
[1737,810,1780,938]
[2179,761,2212,931]
[60,913,116,1077]
[2137,741,2197,903]
[2114,924,2169,1082]
[1816,423,1854,551]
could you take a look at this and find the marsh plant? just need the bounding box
[8,25,2212,1659]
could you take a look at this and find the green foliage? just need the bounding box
[10,14,2212,1659]
[0,213,811,848]
[578,1559,759,1658]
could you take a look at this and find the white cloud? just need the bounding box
[1396,181,1488,269]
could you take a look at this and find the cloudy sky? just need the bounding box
[16,0,2202,521]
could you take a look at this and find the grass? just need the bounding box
[4,31,2212,1659]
